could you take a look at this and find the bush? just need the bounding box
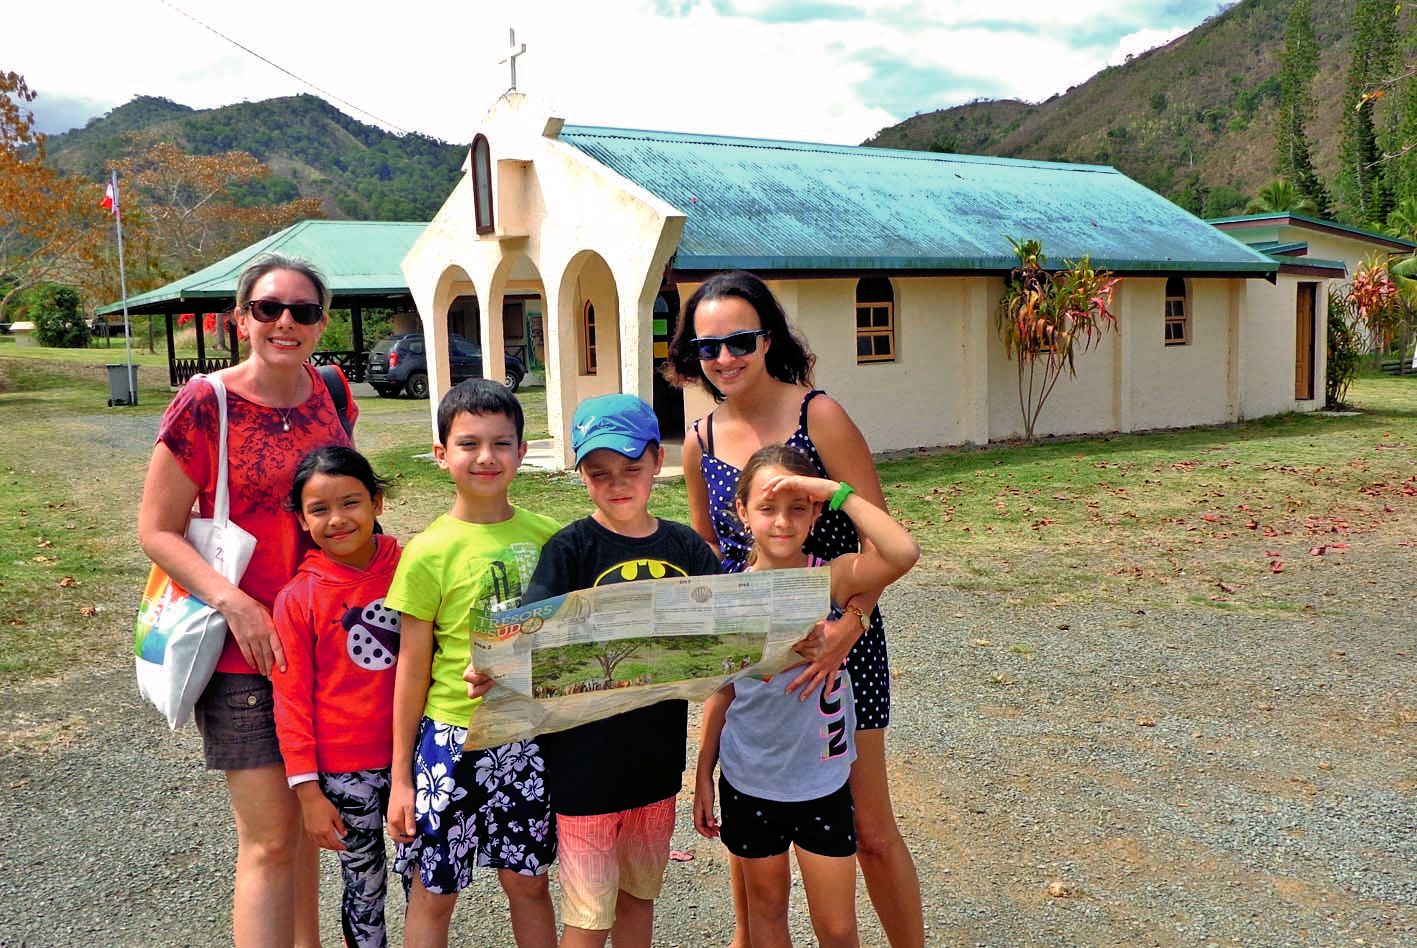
[1327,291,1364,408]
[13,284,89,348]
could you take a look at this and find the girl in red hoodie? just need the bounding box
[273,446,401,948]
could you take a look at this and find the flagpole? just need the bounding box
[111,170,136,405]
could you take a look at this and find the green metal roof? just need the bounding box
[1207,212,1417,252]
[97,220,425,315]
[1248,240,1310,256]
[560,126,1277,276]
[1263,252,1346,275]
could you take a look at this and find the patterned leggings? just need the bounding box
[318,768,392,948]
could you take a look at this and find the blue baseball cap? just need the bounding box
[572,394,661,467]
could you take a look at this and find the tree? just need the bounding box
[994,238,1119,442]
[0,72,105,319]
[1325,289,1365,407]
[17,283,87,347]
[1387,196,1417,241]
[104,140,323,291]
[1245,179,1317,215]
[1274,0,1330,216]
[1337,0,1398,225]
[1348,256,1407,357]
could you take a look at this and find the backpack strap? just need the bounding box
[316,364,354,437]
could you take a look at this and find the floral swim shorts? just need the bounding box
[393,717,556,895]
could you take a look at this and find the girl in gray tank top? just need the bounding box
[693,444,920,947]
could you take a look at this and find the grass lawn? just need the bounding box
[2,346,1414,685]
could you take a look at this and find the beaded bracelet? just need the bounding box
[829,481,856,511]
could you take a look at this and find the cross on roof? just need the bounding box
[501,28,527,92]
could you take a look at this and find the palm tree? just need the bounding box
[1244,179,1318,215]
[1387,196,1417,241]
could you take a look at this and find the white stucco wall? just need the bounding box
[1125,278,1233,431]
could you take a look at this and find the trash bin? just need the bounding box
[106,364,138,407]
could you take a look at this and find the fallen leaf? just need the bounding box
[1264,550,1282,558]
[668,849,695,862]
[78,605,97,617]
[1270,560,1284,574]
[1217,582,1238,594]
[1309,546,1326,556]
[1046,880,1078,898]
[1256,703,1275,712]
[1138,718,1157,727]
[971,639,993,648]
[57,576,77,588]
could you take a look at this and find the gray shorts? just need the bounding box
[193,672,284,771]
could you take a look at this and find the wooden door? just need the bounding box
[1295,282,1316,400]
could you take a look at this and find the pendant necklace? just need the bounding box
[276,407,293,432]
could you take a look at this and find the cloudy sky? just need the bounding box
[8,0,1224,145]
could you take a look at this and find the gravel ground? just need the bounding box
[3,535,1414,948]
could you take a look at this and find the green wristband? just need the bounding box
[829,481,855,511]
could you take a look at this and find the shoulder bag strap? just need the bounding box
[316,364,354,436]
[200,374,233,528]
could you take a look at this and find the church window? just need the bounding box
[1164,277,1189,346]
[855,277,896,363]
[472,135,494,235]
[580,301,598,375]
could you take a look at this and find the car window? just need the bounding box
[409,339,425,356]
[452,337,482,358]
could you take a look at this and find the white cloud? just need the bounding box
[4,0,1213,145]
[1108,27,1190,67]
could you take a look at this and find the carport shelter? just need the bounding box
[97,220,424,386]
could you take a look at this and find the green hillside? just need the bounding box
[865,0,1376,218]
[45,93,463,221]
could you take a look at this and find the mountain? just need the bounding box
[864,0,1368,218]
[44,94,464,221]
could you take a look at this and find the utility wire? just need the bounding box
[157,0,410,135]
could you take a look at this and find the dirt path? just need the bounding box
[2,376,1414,945]
[2,549,1414,946]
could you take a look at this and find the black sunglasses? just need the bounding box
[245,299,325,325]
[692,329,768,360]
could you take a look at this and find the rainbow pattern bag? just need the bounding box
[134,374,256,729]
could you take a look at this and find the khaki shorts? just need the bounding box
[192,672,284,771]
[556,796,676,931]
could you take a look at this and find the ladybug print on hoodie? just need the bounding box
[343,598,400,671]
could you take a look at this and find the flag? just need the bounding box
[100,173,119,216]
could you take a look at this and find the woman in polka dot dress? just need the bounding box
[671,271,925,948]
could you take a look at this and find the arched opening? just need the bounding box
[652,285,684,436]
[557,250,623,396]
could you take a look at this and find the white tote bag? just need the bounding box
[134,374,257,729]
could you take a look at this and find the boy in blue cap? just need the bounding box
[525,393,720,947]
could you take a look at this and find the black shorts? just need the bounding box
[718,774,855,859]
[193,672,284,771]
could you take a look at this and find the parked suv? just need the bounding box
[366,332,526,398]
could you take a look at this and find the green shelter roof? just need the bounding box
[559,126,1277,277]
[98,220,425,315]
[1207,212,1417,252]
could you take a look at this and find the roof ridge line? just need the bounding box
[562,126,1118,174]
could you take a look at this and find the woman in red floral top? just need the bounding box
[138,253,357,947]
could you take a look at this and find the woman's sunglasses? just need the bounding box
[693,329,768,360]
[245,299,325,325]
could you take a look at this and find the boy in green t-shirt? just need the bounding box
[385,379,560,947]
